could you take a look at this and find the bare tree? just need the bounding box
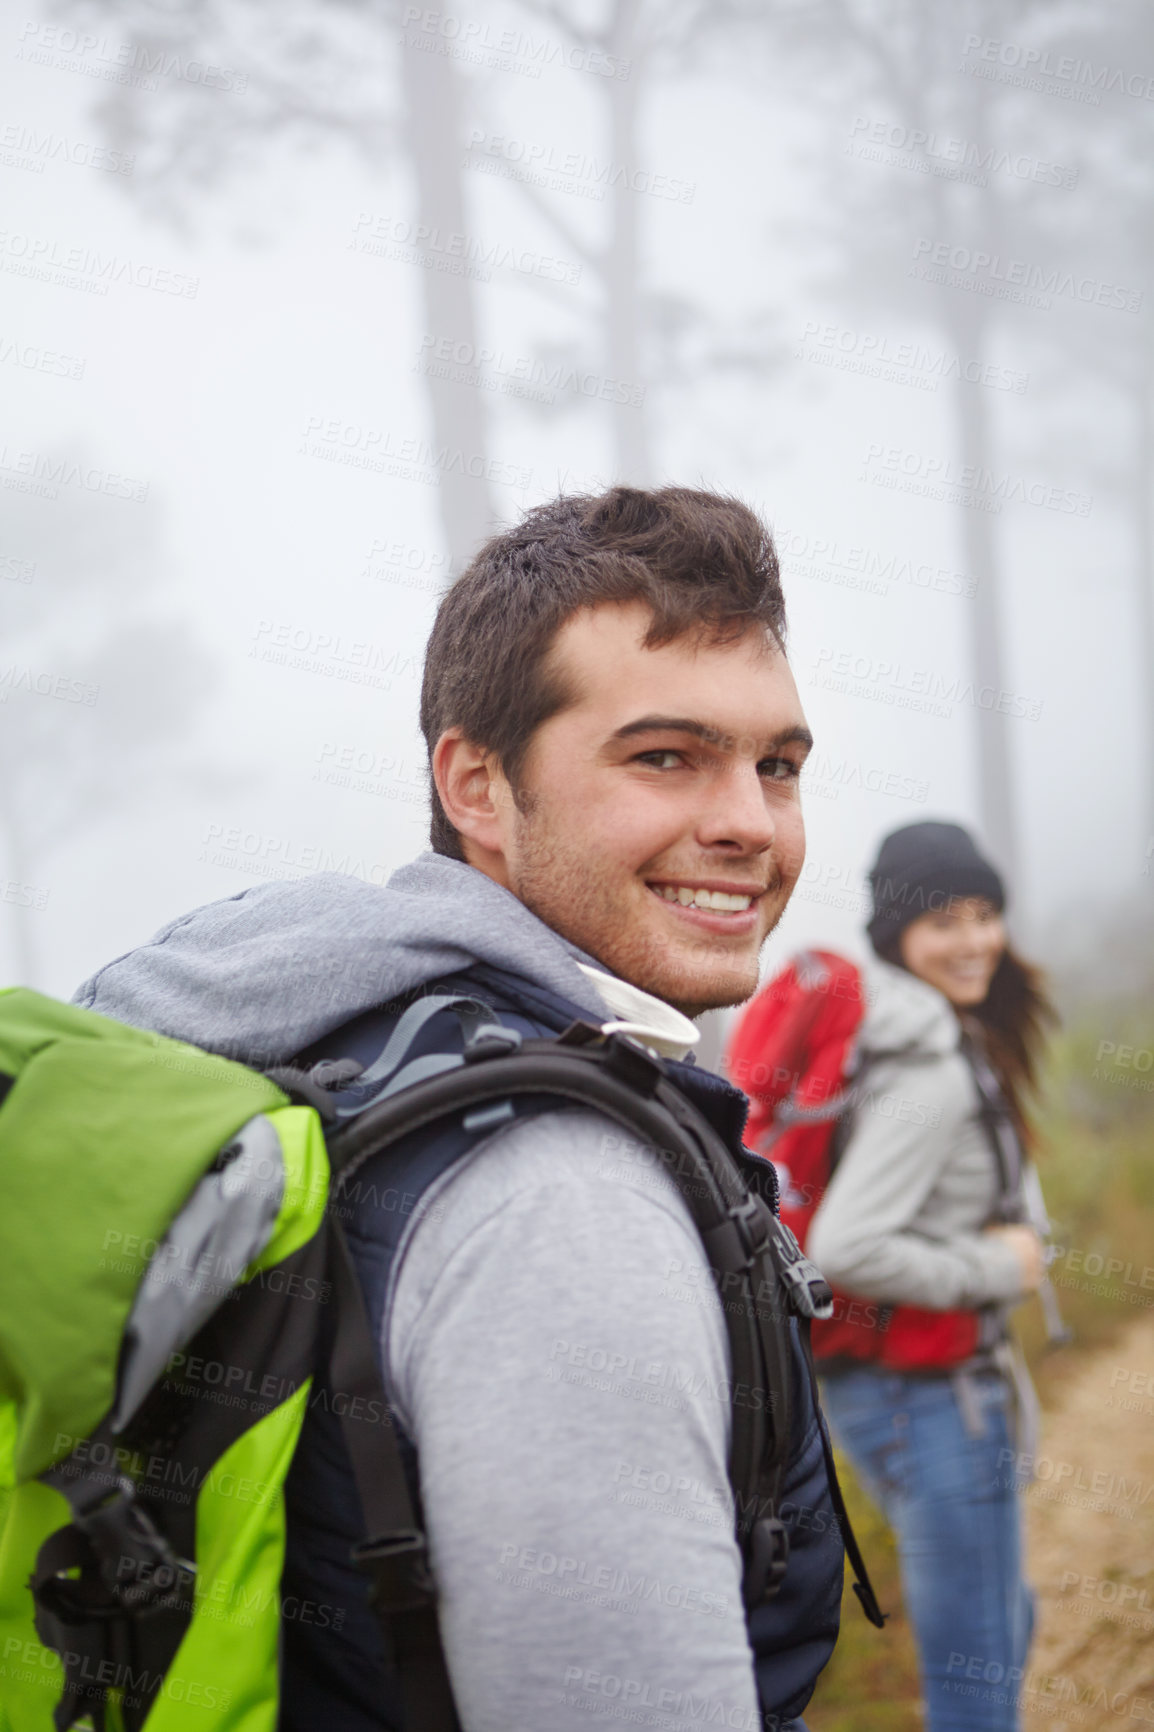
[506,0,773,485]
[764,0,1091,882]
[1047,0,1154,850]
[69,0,776,528]
[401,29,495,557]
[68,0,495,571]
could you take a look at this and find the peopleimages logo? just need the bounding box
[0,445,147,502]
[400,7,630,79]
[804,751,929,805]
[199,819,395,888]
[0,663,99,705]
[961,32,1154,104]
[811,645,1044,722]
[910,237,1142,314]
[16,21,248,92]
[779,527,977,599]
[0,227,198,298]
[298,414,533,491]
[415,333,645,408]
[796,321,1028,396]
[463,128,695,204]
[860,441,1093,518]
[848,116,1077,189]
[0,124,133,175]
[349,211,582,285]
[360,536,452,593]
[0,336,85,380]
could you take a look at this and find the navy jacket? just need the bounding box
[280,964,843,1730]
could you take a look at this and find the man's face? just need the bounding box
[477,601,811,1016]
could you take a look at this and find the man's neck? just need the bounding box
[457,843,699,1057]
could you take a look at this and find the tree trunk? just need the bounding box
[948,356,1016,883]
[934,55,1019,883]
[605,0,651,483]
[399,39,495,572]
[1136,330,1154,853]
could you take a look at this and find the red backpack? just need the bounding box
[726,950,981,1370]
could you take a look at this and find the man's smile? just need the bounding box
[644,877,767,934]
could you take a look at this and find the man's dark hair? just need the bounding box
[419,485,787,860]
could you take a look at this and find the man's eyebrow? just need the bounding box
[607,715,814,753]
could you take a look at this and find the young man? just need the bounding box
[76,486,844,1730]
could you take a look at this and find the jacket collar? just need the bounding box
[463,962,750,1154]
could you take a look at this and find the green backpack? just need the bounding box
[0,983,881,1732]
[0,988,331,1731]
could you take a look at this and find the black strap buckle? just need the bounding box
[351,1529,437,1616]
[744,1515,790,1606]
[777,1257,834,1321]
[66,1480,194,1614]
[556,1020,604,1048]
[769,1219,834,1321]
[32,1483,192,1726]
[706,1194,773,1274]
[602,1033,664,1096]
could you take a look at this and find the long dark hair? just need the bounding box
[963,946,1058,1141]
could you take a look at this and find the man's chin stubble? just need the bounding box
[623,924,765,1018]
[659,905,789,1017]
[661,964,761,1020]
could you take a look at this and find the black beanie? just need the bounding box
[866,821,1005,957]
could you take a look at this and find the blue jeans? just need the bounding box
[819,1366,1033,1732]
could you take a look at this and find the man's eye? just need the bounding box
[760,757,801,781]
[636,750,683,770]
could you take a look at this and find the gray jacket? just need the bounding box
[806,958,1026,1311]
[74,856,774,1732]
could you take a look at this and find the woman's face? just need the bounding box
[898,896,1006,1006]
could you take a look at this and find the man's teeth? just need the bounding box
[656,885,753,912]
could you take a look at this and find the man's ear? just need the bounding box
[431,730,516,881]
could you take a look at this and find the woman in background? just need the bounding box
[809,821,1057,1732]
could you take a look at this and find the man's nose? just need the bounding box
[696,764,776,852]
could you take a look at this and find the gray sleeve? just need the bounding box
[385,1109,761,1732]
[807,1053,1025,1310]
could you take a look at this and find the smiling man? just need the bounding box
[431,598,811,1016]
[76,486,845,1731]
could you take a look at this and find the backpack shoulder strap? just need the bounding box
[794,1320,887,1628]
[325,1213,458,1731]
[267,991,503,1115]
[315,1012,810,1607]
[957,1025,1023,1215]
[276,990,507,1732]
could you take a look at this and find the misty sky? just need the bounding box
[1,0,1146,1002]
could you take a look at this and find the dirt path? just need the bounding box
[1021,1312,1154,1730]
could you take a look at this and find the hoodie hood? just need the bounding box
[73,854,614,1066]
[858,956,961,1059]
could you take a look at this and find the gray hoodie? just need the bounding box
[74,856,773,1732]
[806,958,1025,1311]
[74,853,611,1062]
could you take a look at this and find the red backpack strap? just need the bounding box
[727,952,865,1151]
